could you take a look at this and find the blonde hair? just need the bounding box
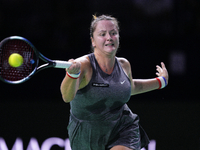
[92,15,97,20]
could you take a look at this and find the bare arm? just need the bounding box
[119,58,169,96]
[132,78,161,95]
[131,62,169,95]
[60,56,92,103]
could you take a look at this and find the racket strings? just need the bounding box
[0,40,36,82]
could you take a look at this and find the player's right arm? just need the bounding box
[60,55,92,103]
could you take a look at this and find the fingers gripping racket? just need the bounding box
[0,36,72,84]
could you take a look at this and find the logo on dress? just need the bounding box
[120,80,126,84]
[92,83,109,87]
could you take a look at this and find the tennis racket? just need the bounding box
[0,36,72,84]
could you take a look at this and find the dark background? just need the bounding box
[0,0,200,150]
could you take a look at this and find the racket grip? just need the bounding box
[54,60,72,69]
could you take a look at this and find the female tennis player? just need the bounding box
[60,15,169,150]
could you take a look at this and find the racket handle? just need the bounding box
[54,60,72,69]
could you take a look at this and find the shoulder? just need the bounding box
[117,57,131,68]
[75,54,92,74]
[116,57,131,77]
[76,54,90,63]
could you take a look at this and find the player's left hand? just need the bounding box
[156,62,169,84]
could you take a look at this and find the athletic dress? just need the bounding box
[68,53,149,150]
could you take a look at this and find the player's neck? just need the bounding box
[94,52,115,74]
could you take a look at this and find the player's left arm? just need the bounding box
[119,58,169,96]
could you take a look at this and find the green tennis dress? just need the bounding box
[68,53,149,150]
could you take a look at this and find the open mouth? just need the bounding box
[105,43,114,46]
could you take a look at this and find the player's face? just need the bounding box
[91,20,119,55]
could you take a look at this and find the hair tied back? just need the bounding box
[92,15,97,20]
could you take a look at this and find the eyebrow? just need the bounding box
[98,29,117,33]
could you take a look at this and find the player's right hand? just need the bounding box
[66,59,81,74]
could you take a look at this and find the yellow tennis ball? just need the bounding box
[8,53,23,67]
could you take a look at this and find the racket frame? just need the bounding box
[0,36,71,84]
